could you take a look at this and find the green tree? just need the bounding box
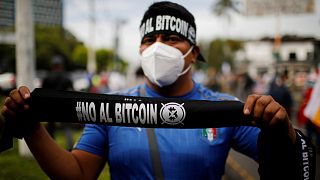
[116,58,129,74]
[1,26,129,73]
[72,46,128,73]
[0,44,15,73]
[71,44,87,68]
[207,39,243,71]
[209,0,244,72]
[35,26,83,70]
[96,49,113,72]
[212,0,242,18]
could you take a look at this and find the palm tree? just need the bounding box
[212,0,242,20]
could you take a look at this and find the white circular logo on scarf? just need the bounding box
[160,102,186,125]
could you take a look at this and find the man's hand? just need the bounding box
[1,86,31,118]
[1,86,39,138]
[243,94,296,143]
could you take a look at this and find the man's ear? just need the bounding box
[191,46,200,63]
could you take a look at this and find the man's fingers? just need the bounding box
[18,86,31,100]
[243,94,260,115]
[7,87,30,110]
[262,101,281,122]
[1,105,17,119]
[244,94,290,130]
[4,97,22,112]
[9,89,25,106]
[251,95,273,122]
[269,106,288,127]
[2,86,31,119]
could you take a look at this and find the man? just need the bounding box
[268,72,293,117]
[42,55,74,150]
[1,1,312,179]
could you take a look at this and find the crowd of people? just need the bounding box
[204,65,320,143]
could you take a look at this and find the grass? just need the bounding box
[0,94,110,180]
[0,128,111,179]
[0,140,49,179]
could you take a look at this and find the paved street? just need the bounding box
[223,149,259,180]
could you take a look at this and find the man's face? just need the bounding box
[139,33,197,65]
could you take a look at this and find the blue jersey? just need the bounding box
[75,82,260,179]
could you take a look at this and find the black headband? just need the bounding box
[140,14,197,45]
[139,1,206,62]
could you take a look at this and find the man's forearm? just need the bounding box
[24,124,84,179]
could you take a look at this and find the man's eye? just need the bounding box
[142,37,155,44]
[168,36,182,42]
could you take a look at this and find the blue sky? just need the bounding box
[63,0,320,66]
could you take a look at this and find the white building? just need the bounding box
[237,36,319,82]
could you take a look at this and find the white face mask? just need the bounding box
[139,42,193,87]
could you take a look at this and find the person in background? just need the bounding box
[268,71,293,118]
[1,1,310,179]
[232,71,255,102]
[206,66,221,92]
[42,55,74,150]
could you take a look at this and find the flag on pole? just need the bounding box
[304,76,320,127]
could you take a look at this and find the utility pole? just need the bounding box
[15,0,35,157]
[113,19,126,71]
[87,0,96,75]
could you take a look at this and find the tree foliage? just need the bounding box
[96,49,113,72]
[35,26,82,70]
[206,39,243,71]
[0,44,15,73]
[71,45,128,73]
[212,0,241,18]
[71,44,87,69]
[0,26,128,73]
